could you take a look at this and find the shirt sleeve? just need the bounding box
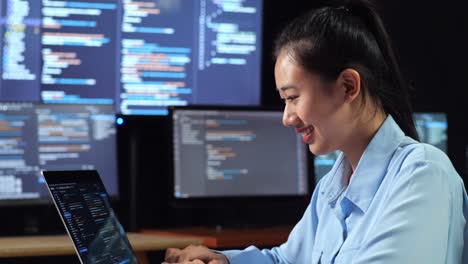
[352,160,461,264]
[222,183,321,264]
[463,191,468,264]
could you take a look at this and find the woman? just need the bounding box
[163,0,468,263]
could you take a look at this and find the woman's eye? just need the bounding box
[286,95,299,102]
[280,95,299,104]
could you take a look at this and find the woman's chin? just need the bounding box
[308,144,321,155]
[308,144,333,156]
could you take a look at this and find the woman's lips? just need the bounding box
[296,126,314,143]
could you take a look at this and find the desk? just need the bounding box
[0,233,202,264]
[143,225,293,249]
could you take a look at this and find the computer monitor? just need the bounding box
[171,106,309,199]
[0,103,118,204]
[119,0,263,115]
[0,0,263,115]
[313,151,341,183]
[313,112,448,183]
[413,112,447,153]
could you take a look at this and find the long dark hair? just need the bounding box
[274,0,419,141]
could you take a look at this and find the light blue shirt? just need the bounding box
[223,115,468,264]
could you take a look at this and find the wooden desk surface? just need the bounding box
[0,233,202,258]
[143,225,293,249]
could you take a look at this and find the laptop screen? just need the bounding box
[42,170,138,264]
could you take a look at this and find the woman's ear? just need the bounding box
[337,69,361,103]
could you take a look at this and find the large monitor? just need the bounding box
[0,103,118,203]
[0,0,263,115]
[171,107,309,199]
[314,112,448,182]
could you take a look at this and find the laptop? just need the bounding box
[42,170,139,264]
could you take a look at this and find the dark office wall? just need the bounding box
[381,1,468,178]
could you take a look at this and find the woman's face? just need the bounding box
[275,50,349,155]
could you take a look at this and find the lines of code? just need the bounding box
[49,180,137,263]
[0,103,37,199]
[0,103,117,200]
[173,110,307,198]
[120,0,194,115]
[0,0,41,101]
[40,0,118,104]
[0,0,263,115]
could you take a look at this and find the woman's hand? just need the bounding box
[162,245,229,264]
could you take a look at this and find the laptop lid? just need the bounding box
[42,170,138,264]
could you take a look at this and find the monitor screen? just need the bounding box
[0,103,118,202]
[0,0,263,115]
[172,107,308,198]
[413,112,447,153]
[313,112,448,182]
[313,150,341,184]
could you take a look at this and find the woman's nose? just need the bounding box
[282,106,299,127]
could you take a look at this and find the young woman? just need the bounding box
[163,0,468,263]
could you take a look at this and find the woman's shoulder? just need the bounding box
[390,138,462,188]
[395,139,451,169]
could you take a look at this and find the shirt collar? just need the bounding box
[320,115,406,213]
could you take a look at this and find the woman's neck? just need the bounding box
[341,110,387,179]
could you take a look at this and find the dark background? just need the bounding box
[0,1,467,263]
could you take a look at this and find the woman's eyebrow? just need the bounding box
[277,85,297,92]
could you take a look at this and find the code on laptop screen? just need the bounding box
[44,170,137,264]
